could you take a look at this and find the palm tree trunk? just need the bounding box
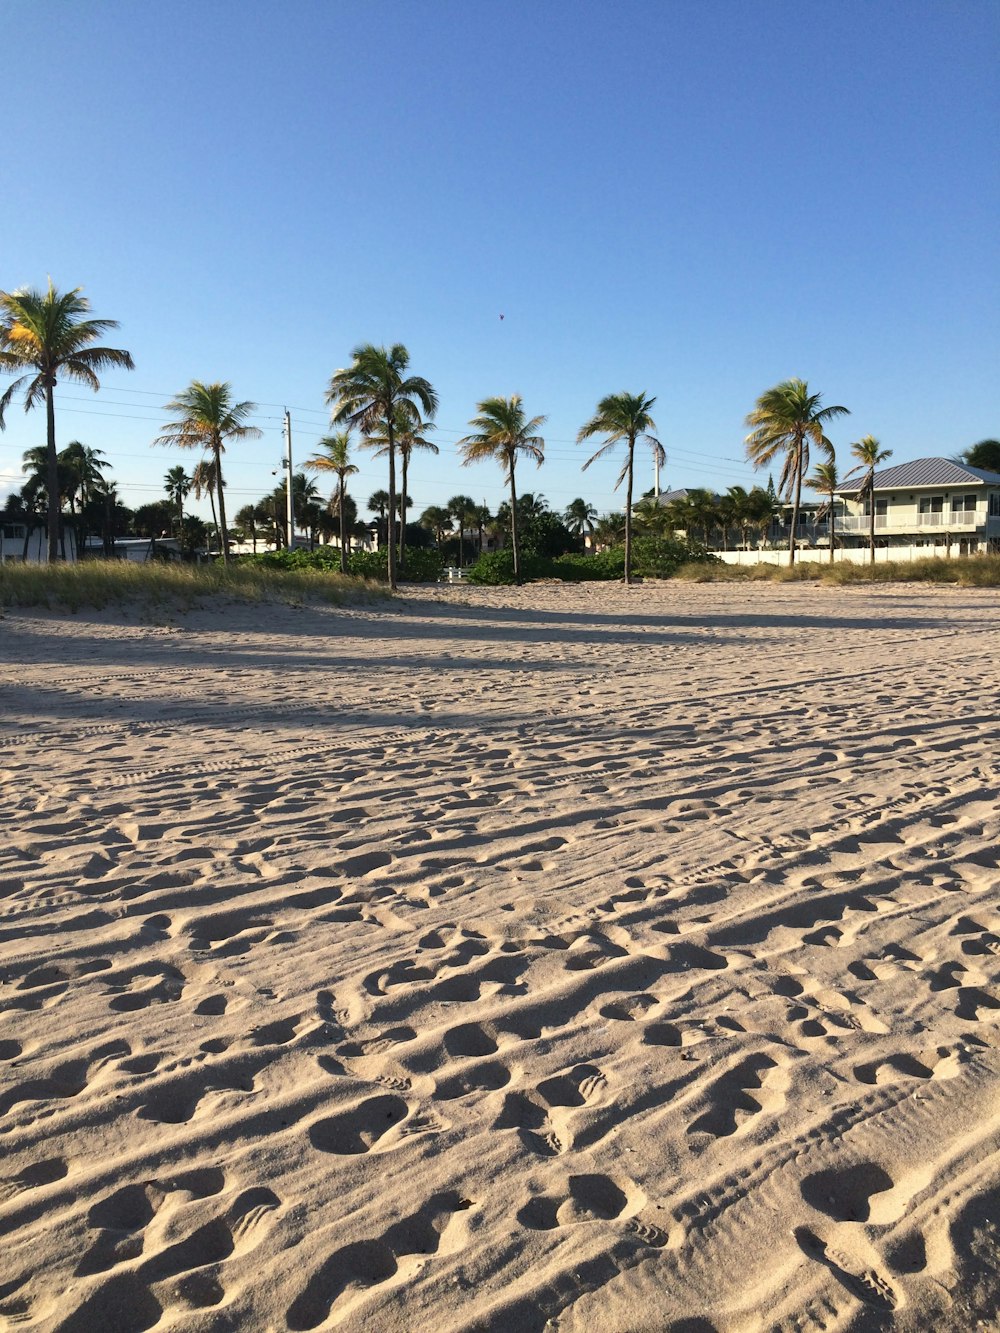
[869,475,876,565]
[214,439,229,565]
[208,488,219,552]
[623,439,635,584]
[399,450,408,567]
[386,421,398,591]
[509,461,521,584]
[338,477,348,574]
[45,380,59,563]
[788,438,802,566]
[829,492,836,564]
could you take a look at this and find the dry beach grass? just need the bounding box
[1,581,998,1331]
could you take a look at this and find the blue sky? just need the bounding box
[2,0,997,525]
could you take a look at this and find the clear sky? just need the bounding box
[2,0,997,525]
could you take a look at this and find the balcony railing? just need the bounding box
[835,515,888,532]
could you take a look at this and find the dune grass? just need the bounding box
[674,554,1000,586]
[0,559,384,613]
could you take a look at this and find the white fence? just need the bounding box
[717,544,981,567]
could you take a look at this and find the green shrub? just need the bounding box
[346,549,388,580]
[398,547,445,583]
[630,537,718,578]
[466,550,528,584]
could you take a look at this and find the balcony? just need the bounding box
[836,511,985,534]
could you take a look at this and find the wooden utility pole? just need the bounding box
[283,409,294,549]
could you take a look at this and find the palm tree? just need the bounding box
[305,431,359,573]
[234,503,260,554]
[846,435,892,565]
[725,486,752,550]
[564,497,597,548]
[593,512,625,551]
[472,503,492,554]
[360,404,438,565]
[190,458,221,551]
[291,472,320,544]
[0,282,134,561]
[154,382,260,564]
[746,486,779,549]
[447,494,479,567]
[963,439,1000,473]
[744,379,849,565]
[327,344,438,591]
[368,488,390,541]
[578,392,663,585]
[164,465,192,536]
[806,459,840,563]
[682,488,718,547]
[800,461,837,559]
[61,442,108,520]
[420,504,451,547]
[632,495,671,539]
[457,395,546,584]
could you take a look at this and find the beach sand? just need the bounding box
[1,581,998,1332]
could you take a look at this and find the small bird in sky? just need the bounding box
[499,313,504,320]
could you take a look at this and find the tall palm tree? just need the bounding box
[745,379,849,565]
[360,404,438,565]
[846,435,892,565]
[154,382,260,564]
[305,431,359,572]
[578,392,663,585]
[564,497,598,548]
[164,465,192,536]
[457,395,546,584]
[0,282,134,561]
[327,344,438,591]
[806,458,840,563]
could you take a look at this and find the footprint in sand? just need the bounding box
[285,1192,472,1330]
[516,1172,667,1245]
[308,1094,409,1154]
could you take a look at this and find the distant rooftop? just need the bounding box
[838,457,1000,493]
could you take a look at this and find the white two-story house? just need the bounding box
[835,458,1000,556]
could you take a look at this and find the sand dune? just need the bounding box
[1,581,998,1332]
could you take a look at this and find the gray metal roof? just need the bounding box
[837,457,1000,493]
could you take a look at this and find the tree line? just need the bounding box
[3,282,996,579]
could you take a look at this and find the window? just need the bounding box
[950,493,977,513]
[919,496,944,514]
[990,493,1000,517]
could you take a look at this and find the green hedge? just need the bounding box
[239,546,444,583]
[466,539,717,585]
[348,547,444,582]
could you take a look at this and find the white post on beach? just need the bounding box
[283,409,294,550]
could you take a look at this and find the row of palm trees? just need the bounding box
[3,281,890,578]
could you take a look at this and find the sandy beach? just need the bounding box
[1,581,998,1332]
